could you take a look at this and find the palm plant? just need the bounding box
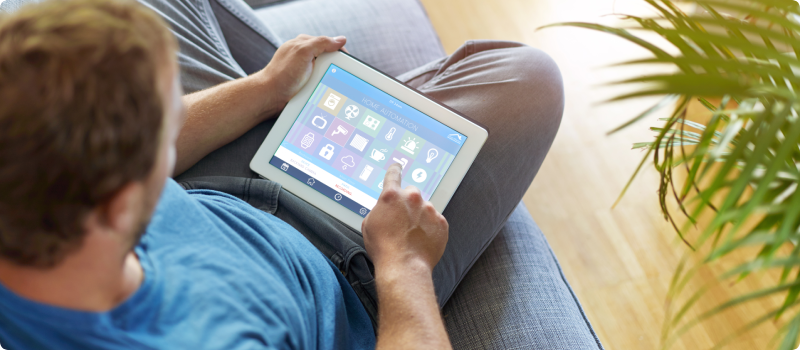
[547,0,800,349]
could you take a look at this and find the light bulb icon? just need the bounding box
[426,148,438,163]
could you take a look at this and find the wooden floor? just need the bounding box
[418,0,784,349]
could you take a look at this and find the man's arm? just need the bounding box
[363,164,452,349]
[174,35,347,175]
[374,260,450,349]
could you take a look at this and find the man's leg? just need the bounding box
[138,0,563,309]
[137,0,282,180]
[395,40,564,305]
[138,0,245,93]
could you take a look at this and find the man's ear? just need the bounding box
[86,182,145,238]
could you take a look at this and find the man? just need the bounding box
[0,0,563,348]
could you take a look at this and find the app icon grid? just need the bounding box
[280,85,458,203]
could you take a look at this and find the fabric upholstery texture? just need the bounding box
[253,0,446,77]
[442,203,604,349]
[241,0,283,10]
[0,0,606,348]
[251,3,602,347]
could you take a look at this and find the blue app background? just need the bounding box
[271,64,467,215]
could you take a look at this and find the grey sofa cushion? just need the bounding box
[237,2,604,348]
[0,0,603,347]
[443,203,604,349]
[241,0,283,10]
[252,0,445,77]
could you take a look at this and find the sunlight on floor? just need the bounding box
[419,0,782,349]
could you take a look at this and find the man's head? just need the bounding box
[0,0,181,268]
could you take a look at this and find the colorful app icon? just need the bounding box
[305,107,335,133]
[356,110,386,138]
[319,144,335,160]
[288,126,323,153]
[414,142,449,171]
[314,140,342,166]
[363,115,381,130]
[359,165,374,180]
[411,168,427,183]
[365,140,392,168]
[318,88,346,115]
[333,148,361,177]
[301,133,315,149]
[396,131,427,158]
[378,120,405,148]
[404,162,432,189]
[345,129,373,155]
[350,134,369,152]
[354,159,381,188]
[325,118,356,147]
[337,101,365,127]
[384,150,413,176]
[400,136,420,155]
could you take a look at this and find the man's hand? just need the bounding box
[174,35,345,175]
[362,163,448,272]
[363,163,452,350]
[260,35,347,108]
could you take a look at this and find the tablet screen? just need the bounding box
[268,64,467,217]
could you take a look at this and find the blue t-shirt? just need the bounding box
[0,179,376,349]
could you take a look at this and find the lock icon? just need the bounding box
[319,144,335,160]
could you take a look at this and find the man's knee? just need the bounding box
[497,45,564,136]
[513,46,563,108]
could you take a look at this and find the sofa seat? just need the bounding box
[253,1,603,348]
[0,0,605,347]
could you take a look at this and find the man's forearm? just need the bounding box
[174,72,284,175]
[375,260,452,349]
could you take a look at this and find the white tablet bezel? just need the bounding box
[250,51,488,232]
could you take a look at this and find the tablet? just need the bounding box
[250,51,488,232]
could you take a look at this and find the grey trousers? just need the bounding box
[139,0,564,320]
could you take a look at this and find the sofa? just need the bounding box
[0,0,604,348]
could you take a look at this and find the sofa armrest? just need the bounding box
[252,0,445,77]
[442,203,605,349]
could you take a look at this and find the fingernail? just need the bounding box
[333,36,346,42]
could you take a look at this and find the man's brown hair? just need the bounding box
[0,0,177,267]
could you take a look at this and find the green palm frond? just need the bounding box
[546,0,800,349]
